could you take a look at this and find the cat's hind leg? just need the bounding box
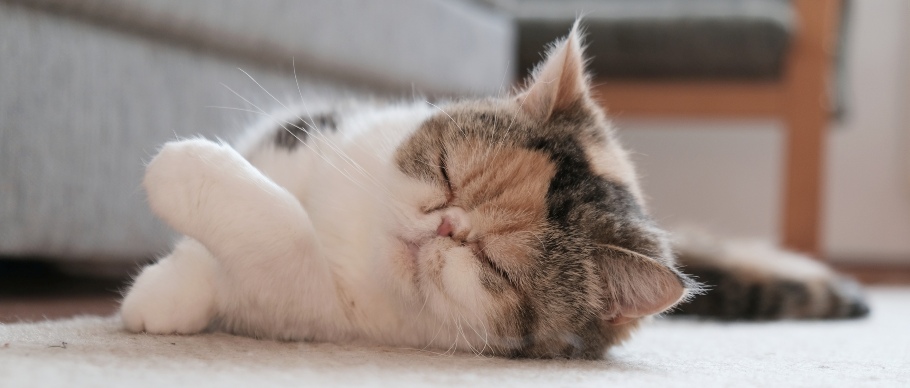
[121,238,218,334]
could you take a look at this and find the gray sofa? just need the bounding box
[2,0,820,264]
[0,0,512,262]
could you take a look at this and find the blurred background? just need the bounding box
[1,0,908,321]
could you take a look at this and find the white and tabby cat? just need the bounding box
[121,24,867,359]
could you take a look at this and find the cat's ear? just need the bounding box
[517,21,592,121]
[600,251,690,325]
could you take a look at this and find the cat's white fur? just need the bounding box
[121,101,499,352]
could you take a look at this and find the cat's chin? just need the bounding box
[404,239,421,269]
[395,235,447,280]
[393,236,422,277]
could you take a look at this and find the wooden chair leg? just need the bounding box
[780,0,842,257]
[781,105,826,257]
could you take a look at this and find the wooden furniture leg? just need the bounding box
[780,0,842,257]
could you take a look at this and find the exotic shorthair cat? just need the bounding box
[121,25,868,359]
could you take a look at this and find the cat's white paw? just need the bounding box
[143,138,241,235]
[121,244,217,334]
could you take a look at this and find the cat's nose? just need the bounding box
[437,217,454,237]
[436,207,470,241]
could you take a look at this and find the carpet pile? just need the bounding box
[2,287,908,387]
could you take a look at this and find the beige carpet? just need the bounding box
[2,287,908,387]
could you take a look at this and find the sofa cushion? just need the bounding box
[15,0,514,95]
[488,0,795,80]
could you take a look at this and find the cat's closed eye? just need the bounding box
[421,202,447,214]
[417,155,454,214]
[438,153,453,193]
[473,242,518,287]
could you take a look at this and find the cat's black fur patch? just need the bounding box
[274,113,337,150]
[517,132,662,357]
[526,131,662,261]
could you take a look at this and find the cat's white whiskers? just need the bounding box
[292,58,307,109]
[436,312,457,356]
[208,101,350,187]
[504,82,540,135]
[283,108,393,197]
[522,229,547,253]
[238,68,394,198]
[219,84,349,182]
[457,310,490,358]
[452,315,470,356]
[457,317,480,357]
[290,116,392,196]
[221,87,356,191]
[597,243,659,262]
[409,346,453,358]
[414,287,432,322]
[284,119,396,199]
[484,143,501,173]
[478,320,493,357]
[426,101,467,138]
[241,65,378,185]
[465,308,493,358]
[205,105,263,115]
[497,59,511,98]
[459,316,484,358]
[447,314,463,356]
[420,313,449,354]
[220,83,396,212]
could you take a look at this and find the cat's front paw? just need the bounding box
[143,138,240,235]
[121,255,216,334]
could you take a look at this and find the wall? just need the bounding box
[614,0,910,264]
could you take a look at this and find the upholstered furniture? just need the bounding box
[1,0,844,263]
[0,0,512,262]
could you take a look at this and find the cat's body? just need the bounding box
[122,101,479,350]
[121,25,867,359]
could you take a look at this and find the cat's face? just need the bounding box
[388,26,694,359]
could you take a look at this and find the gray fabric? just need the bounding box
[11,0,514,96]
[0,0,514,261]
[489,0,795,79]
[0,3,356,260]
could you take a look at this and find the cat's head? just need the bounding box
[388,24,696,359]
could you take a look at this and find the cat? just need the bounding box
[120,23,867,359]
